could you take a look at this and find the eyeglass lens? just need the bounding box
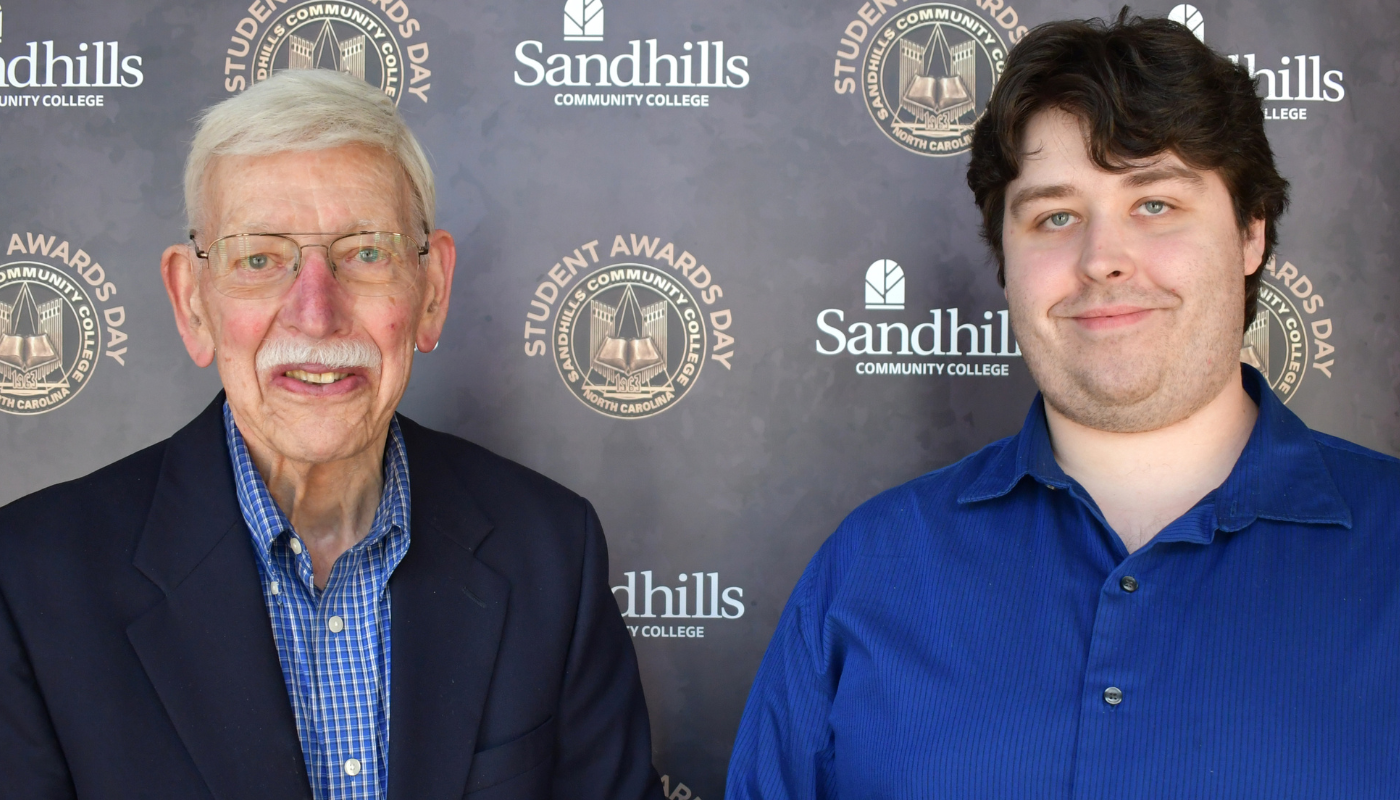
[206,233,418,298]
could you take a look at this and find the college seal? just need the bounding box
[1241,257,1336,404]
[523,235,737,420]
[0,261,101,415]
[841,2,1017,157]
[225,0,433,104]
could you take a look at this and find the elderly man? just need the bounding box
[729,12,1400,800]
[0,70,661,800]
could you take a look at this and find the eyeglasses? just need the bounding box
[189,231,430,299]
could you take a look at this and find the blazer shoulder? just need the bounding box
[0,438,168,553]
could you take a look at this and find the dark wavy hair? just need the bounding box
[966,8,1289,326]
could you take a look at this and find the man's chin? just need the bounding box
[1046,369,1215,434]
[243,396,384,463]
[260,425,377,465]
[1034,361,1173,431]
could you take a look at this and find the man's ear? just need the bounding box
[1243,217,1267,276]
[161,242,217,367]
[414,229,457,353]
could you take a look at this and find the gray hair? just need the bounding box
[184,69,435,239]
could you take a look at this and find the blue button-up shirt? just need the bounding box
[225,404,411,800]
[729,367,1400,799]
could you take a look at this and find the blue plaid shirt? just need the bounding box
[224,404,411,800]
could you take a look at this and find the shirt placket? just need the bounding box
[320,541,386,799]
[1068,496,1215,800]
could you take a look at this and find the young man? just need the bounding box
[728,13,1400,799]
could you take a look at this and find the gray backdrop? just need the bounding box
[1,0,1396,795]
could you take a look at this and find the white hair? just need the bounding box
[184,69,435,238]
[255,336,382,373]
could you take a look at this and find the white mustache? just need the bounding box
[255,337,382,373]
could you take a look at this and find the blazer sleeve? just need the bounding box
[549,500,664,800]
[0,586,77,799]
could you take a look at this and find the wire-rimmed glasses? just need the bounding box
[189,231,429,299]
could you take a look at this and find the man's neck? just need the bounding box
[241,428,387,589]
[1045,378,1258,554]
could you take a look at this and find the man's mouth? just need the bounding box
[1070,305,1156,331]
[284,369,352,385]
[269,362,369,395]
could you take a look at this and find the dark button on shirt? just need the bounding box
[729,367,1400,799]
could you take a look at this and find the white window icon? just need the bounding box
[1168,4,1205,43]
[864,260,905,310]
[564,0,604,42]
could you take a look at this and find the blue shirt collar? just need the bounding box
[223,402,412,567]
[959,365,1352,532]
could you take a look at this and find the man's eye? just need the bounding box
[1044,212,1073,229]
[1141,200,1168,215]
[356,247,385,263]
[240,254,274,270]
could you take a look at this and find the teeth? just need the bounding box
[285,369,350,385]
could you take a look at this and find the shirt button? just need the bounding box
[328,615,345,633]
[1104,686,1123,705]
[289,538,303,555]
[343,758,362,777]
[270,581,280,596]
[1120,576,1139,593]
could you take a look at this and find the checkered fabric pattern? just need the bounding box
[225,403,411,800]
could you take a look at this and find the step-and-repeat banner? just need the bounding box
[2,0,1396,794]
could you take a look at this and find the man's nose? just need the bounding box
[1078,216,1136,283]
[279,247,351,338]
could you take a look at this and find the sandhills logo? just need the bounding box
[1167,4,1204,40]
[223,0,432,104]
[817,258,1020,376]
[865,259,905,309]
[514,0,750,108]
[834,0,1028,156]
[1240,256,1334,404]
[1,230,130,415]
[0,5,144,110]
[1167,4,1345,122]
[564,0,604,41]
[523,235,736,419]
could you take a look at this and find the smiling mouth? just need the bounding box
[284,369,353,385]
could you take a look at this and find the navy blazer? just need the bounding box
[0,396,663,800]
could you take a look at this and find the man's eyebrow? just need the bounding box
[1008,184,1076,217]
[1122,164,1206,188]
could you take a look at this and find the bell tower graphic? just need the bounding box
[286,21,367,80]
[0,282,66,394]
[586,284,670,398]
[897,23,977,134]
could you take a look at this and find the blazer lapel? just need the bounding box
[126,396,310,800]
[388,417,509,800]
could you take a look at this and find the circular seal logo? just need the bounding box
[554,262,707,419]
[524,236,737,420]
[0,261,102,415]
[862,3,1007,156]
[1241,258,1337,405]
[235,0,432,105]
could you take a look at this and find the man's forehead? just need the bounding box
[204,147,409,233]
[1016,109,1205,183]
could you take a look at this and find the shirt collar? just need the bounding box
[223,402,413,564]
[958,365,1351,531]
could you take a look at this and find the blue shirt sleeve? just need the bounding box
[727,529,857,800]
